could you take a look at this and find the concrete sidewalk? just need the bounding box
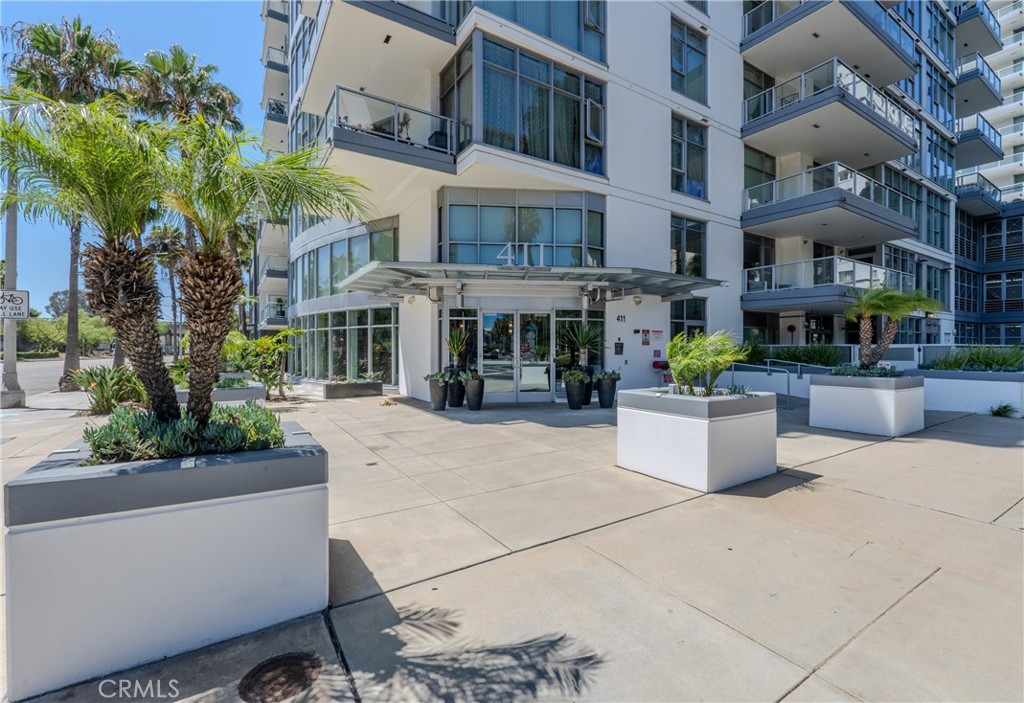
[3,390,1022,702]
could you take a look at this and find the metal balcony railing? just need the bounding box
[743,256,916,294]
[322,85,455,155]
[956,52,1001,95]
[997,123,1023,136]
[996,0,1022,20]
[261,303,288,324]
[961,153,1024,175]
[956,172,1001,200]
[744,161,917,219]
[258,254,289,281]
[265,46,287,66]
[1000,183,1024,203]
[743,58,918,140]
[997,63,1024,80]
[956,113,1002,149]
[952,0,1001,40]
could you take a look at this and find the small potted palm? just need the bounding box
[560,321,602,405]
[424,371,449,411]
[595,369,620,408]
[462,368,485,411]
[563,368,591,410]
[446,327,470,408]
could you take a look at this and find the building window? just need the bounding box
[955,209,978,261]
[985,271,1024,313]
[955,268,979,313]
[925,266,948,310]
[985,324,1023,345]
[924,2,955,69]
[292,308,398,384]
[671,115,707,198]
[883,244,916,281]
[441,43,474,152]
[671,19,707,103]
[686,0,708,14]
[744,147,776,190]
[983,216,1024,263]
[670,216,705,276]
[896,316,923,344]
[670,298,706,340]
[954,322,980,345]
[922,191,949,251]
[294,220,397,301]
[925,62,954,130]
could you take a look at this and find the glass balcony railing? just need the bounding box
[1001,183,1024,203]
[265,46,287,66]
[744,0,914,57]
[259,254,289,281]
[997,63,1023,80]
[996,0,1022,20]
[265,0,288,18]
[744,59,918,140]
[261,303,288,324]
[956,52,1001,94]
[743,256,915,294]
[952,0,1001,40]
[997,123,1024,136]
[956,113,1002,148]
[323,85,456,155]
[266,98,287,118]
[744,162,918,219]
[956,172,1001,200]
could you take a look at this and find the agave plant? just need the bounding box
[560,321,603,367]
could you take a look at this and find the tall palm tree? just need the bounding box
[4,17,136,392]
[845,287,942,369]
[0,96,180,421]
[164,118,370,426]
[147,224,185,360]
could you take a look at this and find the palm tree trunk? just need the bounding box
[58,217,82,391]
[875,318,901,364]
[179,249,242,427]
[169,267,179,361]
[858,315,874,369]
[82,241,179,422]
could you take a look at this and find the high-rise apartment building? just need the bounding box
[253,0,1020,402]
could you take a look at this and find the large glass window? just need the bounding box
[922,191,950,251]
[670,216,705,276]
[295,308,397,383]
[955,210,978,261]
[955,268,979,313]
[671,19,707,104]
[925,266,948,310]
[316,245,330,298]
[671,115,707,199]
[670,298,706,340]
[925,62,954,131]
[744,147,776,190]
[985,271,1024,313]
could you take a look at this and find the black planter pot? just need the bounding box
[465,379,485,410]
[596,378,617,408]
[580,365,595,406]
[565,381,586,410]
[448,378,466,408]
[428,380,448,411]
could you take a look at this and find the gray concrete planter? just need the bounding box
[810,374,924,437]
[219,371,253,381]
[3,422,328,701]
[175,381,265,404]
[321,380,383,399]
[617,388,777,493]
[904,369,1024,417]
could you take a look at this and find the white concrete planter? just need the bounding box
[905,369,1024,418]
[219,370,253,381]
[616,388,778,493]
[3,422,328,702]
[175,381,265,404]
[320,380,383,399]
[809,375,924,437]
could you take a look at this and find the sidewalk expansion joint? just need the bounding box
[323,608,362,703]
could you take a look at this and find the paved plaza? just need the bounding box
[0,387,1021,702]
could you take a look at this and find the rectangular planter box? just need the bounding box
[904,369,1024,418]
[175,381,265,404]
[219,371,253,381]
[321,381,383,399]
[809,375,924,437]
[617,388,778,493]
[3,422,328,702]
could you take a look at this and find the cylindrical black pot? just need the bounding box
[465,379,485,410]
[428,380,448,411]
[565,381,586,410]
[448,378,466,408]
[581,365,595,406]
[597,378,617,408]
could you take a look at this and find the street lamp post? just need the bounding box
[2,165,26,409]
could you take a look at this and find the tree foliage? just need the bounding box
[666,331,749,397]
[844,288,942,369]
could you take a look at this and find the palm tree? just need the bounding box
[147,224,185,360]
[4,17,137,391]
[845,287,942,369]
[0,96,180,421]
[163,118,370,426]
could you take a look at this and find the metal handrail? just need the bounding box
[729,363,792,410]
[955,52,1001,95]
[956,113,1001,149]
[258,254,288,281]
[324,85,455,156]
[764,358,834,378]
[743,255,915,294]
[743,0,913,56]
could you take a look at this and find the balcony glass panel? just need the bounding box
[259,254,289,281]
[744,162,917,219]
[956,52,1001,94]
[952,0,1000,39]
[265,46,287,66]
[744,0,913,56]
[955,172,1001,200]
[744,59,917,140]
[266,99,287,118]
[261,302,288,324]
[325,86,455,155]
[743,256,914,294]
[956,113,1001,148]
[959,152,1024,175]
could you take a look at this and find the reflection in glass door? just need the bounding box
[517,313,551,397]
[480,311,553,402]
[481,313,516,400]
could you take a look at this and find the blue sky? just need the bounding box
[1,0,265,318]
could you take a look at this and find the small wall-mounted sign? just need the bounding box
[641,329,650,346]
[0,290,30,319]
[651,329,663,342]
[653,349,661,358]
[614,342,624,355]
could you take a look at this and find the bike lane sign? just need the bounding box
[0,290,30,319]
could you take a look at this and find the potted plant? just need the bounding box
[560,321,602,405]
[564,368,591,410]
[425,371,449,411]
[595,369,621,409]
[810,288,939,437]
[462,369,485,411]
[616,331,777,493]
[446,326,470,408]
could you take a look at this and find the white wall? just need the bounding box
[605,296,673,390]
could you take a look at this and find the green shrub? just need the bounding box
[770,345,843,367]
[924,345,1024,372]
[81,400,285,465]
[14,350,60,360]
[667,331,749,396]
[595,369,621,381]
[830,364,903,378]
[72,366,148,414]
[744,334,769,366]
[167,358,190,387]
[563,369,591,384]
[989,403,1017,417]
[214,377,249,389]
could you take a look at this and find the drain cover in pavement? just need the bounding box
[238,652,323,703]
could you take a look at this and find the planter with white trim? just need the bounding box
[809,374,924,437]
[904,369,1024,417]
[175,381,265,404]
[3,422,328,702]
[616,388,777,493]
[321,380,383,399]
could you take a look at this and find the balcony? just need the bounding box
[741,1,916,88]
[258,220,287,248]
[956,113,1003,169]
[960,152,1024,184]
[996,0,1022,22]
[742,255,915,313]
[955,53,1002,116]
[1002,183,1024,204]
[956,172,1002,216]
[742,59,918,169]
[952,1,1002,58]
[261,1,288,55]
[260,303,289,329]
[261,46,288,108]
[998,62,1024,93]
[262,98,288,153]
[743,162,918,247]
[258,254,289,285]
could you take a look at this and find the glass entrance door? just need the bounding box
[480,311,553,403]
